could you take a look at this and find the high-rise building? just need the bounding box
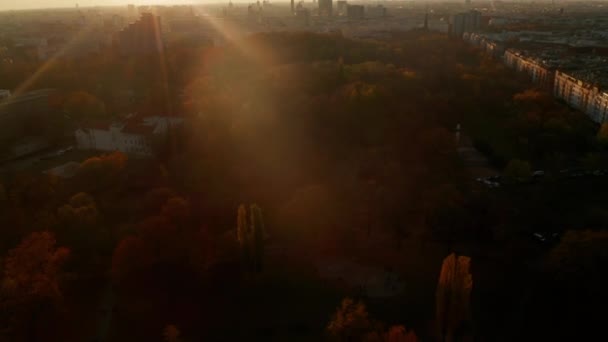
[346,4,364,20]
[291,0,295,14]
[337,0,347,15]
[366,5,386,18]
[450,10,481,38]
[296,8,310,26]
[319,0,333,17]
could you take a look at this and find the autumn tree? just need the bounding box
[436,253,473,342]
[111,236,153,283]
[77,152,128,190]
[385,325,419,342]
[113,196,212,283]
[236,204,250,269]
[57,192,99,227]
[0,232,69,341]
[55,192,106,270]
[528,230,608,339]
[545,230,608,291]
[235,204,265,273]
[250,204,265,273]
[327,298,371,341]
[62,90,107,121]
[163,324,182,342]
[144,187,175,213]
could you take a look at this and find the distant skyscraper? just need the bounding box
[366,5,386,18]
[296,8,310,26]
[337,1,347,15]
[319,0,333,17]
[450,10,481,38]
[346,4,364,20]
[291,0,295,14]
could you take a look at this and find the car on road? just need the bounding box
[532,232,559,244]
[532,170,545,178]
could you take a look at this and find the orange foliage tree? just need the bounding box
[327,298,371,341]
[385,325,419,342]
[436,253,473,342]
[0,232,70,340]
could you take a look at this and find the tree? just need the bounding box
[111,236,153,283]
[250,204,265,273]
[545,230,608,290]
[528,230,608,339]
[161,196,191,225]
[236,204,250,269]
[57,192,99,227]
[436,253,473,342]
[385,325,419,342]
[163,324,181,342]
[77,152,127,189]
[235,204,265,273]
[0,182,7,207]
[144,187,175,213]
[504,159,531,183]
[327,298,371,341]
[62,90,107,121]
[1,232,70,341]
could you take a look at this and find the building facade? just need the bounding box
[504,49,555,89]
[451,10,481,38]
[366,5,387,18]
[554,71,608,123]
[347,5,364,20]
[319,0,333,17]
[75,115,183,157]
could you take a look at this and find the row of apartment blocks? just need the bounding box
[464,32,608,124]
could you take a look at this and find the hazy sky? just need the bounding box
[0,1,213,11]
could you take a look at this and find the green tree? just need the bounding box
[504,159,531,183]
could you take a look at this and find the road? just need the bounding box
[456,132,499,179]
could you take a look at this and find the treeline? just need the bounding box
[0,31,606,341]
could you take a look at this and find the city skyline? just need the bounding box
[0,0,568,12]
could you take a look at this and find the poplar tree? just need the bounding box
[236,204,250,268]
[250,204,265,273]
[436,253,473,342]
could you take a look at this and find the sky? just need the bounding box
[0,1,209,11]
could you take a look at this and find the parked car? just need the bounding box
[532,170,545,178]
[532,232,560,244]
